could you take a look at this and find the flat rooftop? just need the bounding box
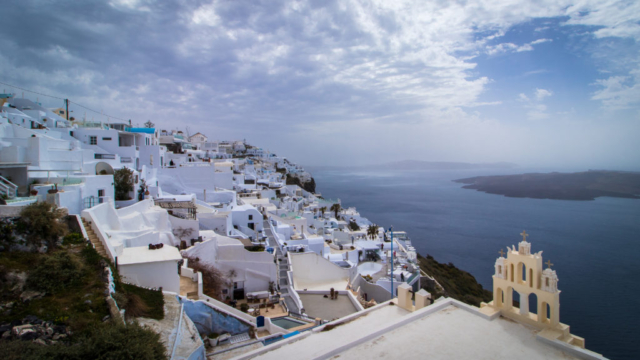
[298,293,359,321]
[248,299,593,360]
[118,246,182,265]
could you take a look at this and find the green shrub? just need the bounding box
[18,202,67,250]
[240,303,249,313]
[27,252,82,294]
[63,232,86,245]
[116,283,164,320]
[81,243,102,267]
[0,322,167,360]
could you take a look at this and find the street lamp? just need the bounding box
[389,225,394,300]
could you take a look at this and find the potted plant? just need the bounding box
[48,184,58,194]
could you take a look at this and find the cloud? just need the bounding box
[531,38,552,45]
[0,0,638,167]
[518,88,553,119]
[486,38,551,55]
[591,71,640,110]
[535,88,553,100]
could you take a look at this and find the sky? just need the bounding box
[1,0,639,170]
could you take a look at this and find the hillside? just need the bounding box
[417,253,492,307]
[455,170,640,201]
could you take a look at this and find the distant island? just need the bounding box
[454,170,640,201]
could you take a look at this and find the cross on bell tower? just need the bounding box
[518,230,531,255]
[545,260,554,269]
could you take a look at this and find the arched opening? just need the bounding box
[498,265,502,276]
[529,268,534,288]
[541,301,551,324]
[95,162,114,176]
[495,288,504,307]
[528,293,538,321]
[518,262,526,285]
[510,264,514,282]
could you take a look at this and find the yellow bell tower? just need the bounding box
[485,231,586,349]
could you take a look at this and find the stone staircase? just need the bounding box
[81,218,108,258]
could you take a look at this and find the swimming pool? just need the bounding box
[358,262,383,276]
[271,317,307,330]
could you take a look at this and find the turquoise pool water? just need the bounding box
[272,317,306,329]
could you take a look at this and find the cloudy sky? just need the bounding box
[2,0,639,169]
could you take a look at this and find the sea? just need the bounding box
[309,167,640,360]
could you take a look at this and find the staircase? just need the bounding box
[81,218,108,258]
[0,176,18,199]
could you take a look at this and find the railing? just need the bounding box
[407,271,419,285]
[95,154,116,160]
[0,176,18,199]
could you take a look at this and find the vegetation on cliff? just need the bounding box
[417,253,492,307]
[285,174,316,193]
[0,207,166,359]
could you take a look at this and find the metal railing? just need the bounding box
[0,176,18,199]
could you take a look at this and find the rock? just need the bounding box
[19,329,38,340]
[33,338,47,346]
[52,333,67,340]
[46,327,54,336]
[20,290,45,303]
[0,325,11,333]
[10,319,22,327]
[7,271,27,292]
[13,324,34,335]
[23,315,39,323]
[1,301,15,309]
[53,325,65,333]
[102,315,110,322]
[84,300,92,305]
[2,331,11,339]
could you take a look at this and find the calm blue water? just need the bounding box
[310,168,640,360]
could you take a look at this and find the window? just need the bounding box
[222,289,228,295]
[98,189,105,197]
[89,136,97,145]
[102,137,112,141]
[233,282,238,289]
[70,131,74,137]
[248,215,253,220]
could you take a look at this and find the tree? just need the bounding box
[144,120,155,128]
[367,224,378,240]
[18,202,67,250]
[114,167,134,201]
[184,256,226,300]
[173,227,194,243]
[330,203,341,219]
[319,206,327,217]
